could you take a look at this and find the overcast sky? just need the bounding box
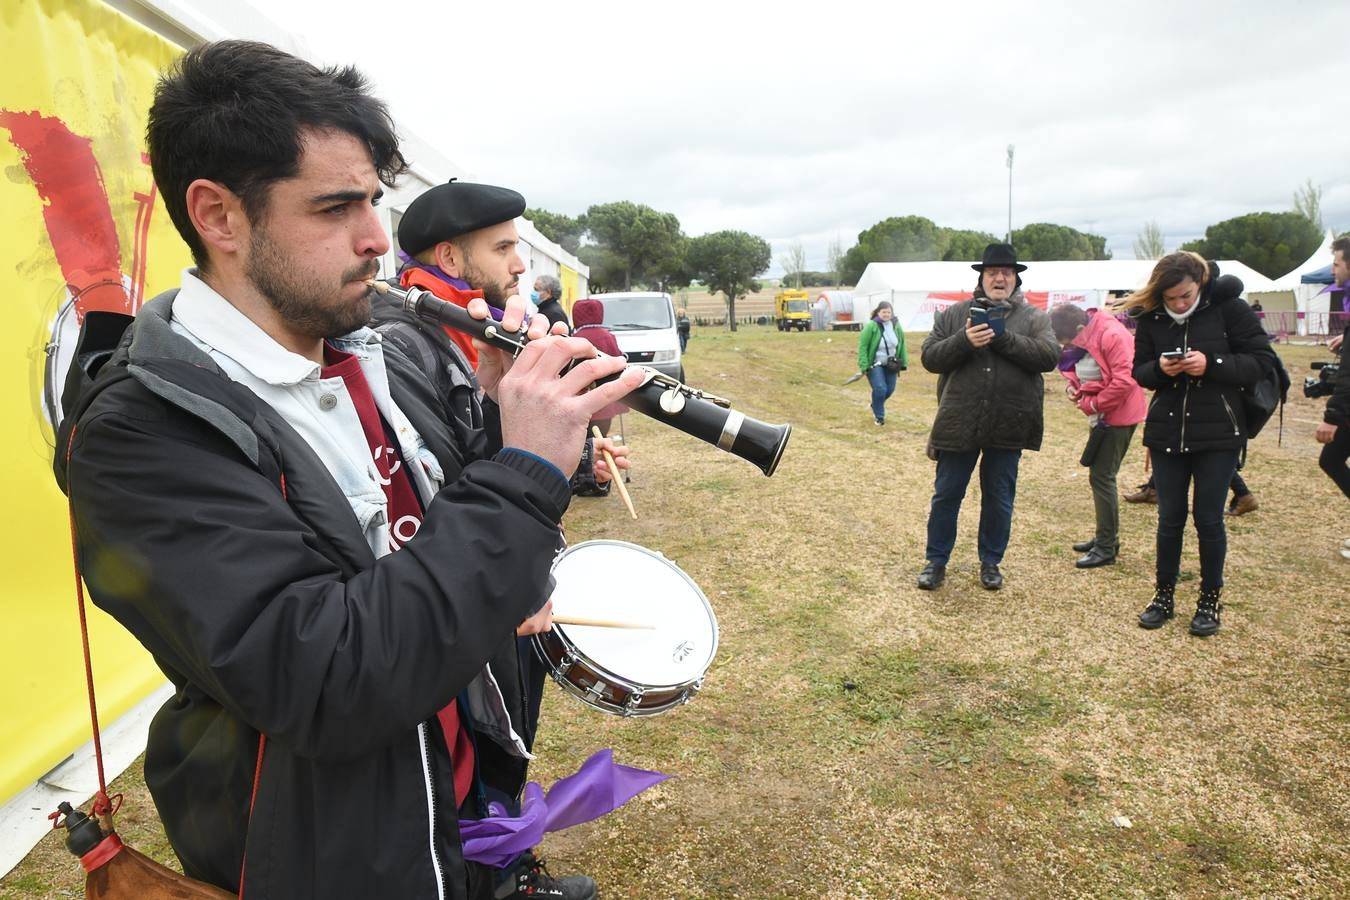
[256,0,1348,275]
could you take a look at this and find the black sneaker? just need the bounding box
[979,562,1003,591]
[498,852,597,900]
[916,562,945,590]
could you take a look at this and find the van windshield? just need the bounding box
[598,296,673,330]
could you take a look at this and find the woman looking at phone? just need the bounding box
[1120,252,1277,636]
[857,300,907,425]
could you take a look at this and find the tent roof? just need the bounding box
[1270,229,1336,289]
[852,258,1275,296]
[1299,263,1334,285]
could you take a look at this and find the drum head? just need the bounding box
[550,540,716,689]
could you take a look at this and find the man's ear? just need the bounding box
[433,241,464,278]
[185,179,249,259]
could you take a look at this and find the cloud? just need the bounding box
[259,0,1350,272]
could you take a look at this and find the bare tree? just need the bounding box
[825,235,843,285]
[1293,179,1324,232]
[778,240,807,289]
[1133,220,1166,259]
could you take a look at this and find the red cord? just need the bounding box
[64,424,110,816]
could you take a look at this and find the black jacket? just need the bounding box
[1325,320,1350,428]
[53,293,570,899]
[535,297,570,332]
[920,294,1060,453]
[1131,266,1277,454]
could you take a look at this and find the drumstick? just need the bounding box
[552,614,656,630]
[592,425,637,519]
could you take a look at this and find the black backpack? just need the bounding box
[1241,353,1290,442]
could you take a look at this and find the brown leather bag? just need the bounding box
[56,802,234,900]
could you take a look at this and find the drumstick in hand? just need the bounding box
[592,426,637,519]
[552,614,656,630]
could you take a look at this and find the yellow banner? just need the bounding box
[1,0,189,804]
[560,265,579,317]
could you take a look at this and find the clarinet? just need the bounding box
[369,281,791,476]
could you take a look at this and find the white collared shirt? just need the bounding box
[169,269,443,558]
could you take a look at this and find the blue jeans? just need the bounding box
[866,366,897,422]
[925,448,1022,566]
[1151,448,1240,590]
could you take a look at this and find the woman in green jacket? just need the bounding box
[857,300,907,425]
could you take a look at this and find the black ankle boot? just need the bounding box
[1138,583,1175,629]
[1189,586,1222,637]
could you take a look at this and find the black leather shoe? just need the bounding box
[1074,546,1116,568]
[1071,538,1096,553]
[979,563,1003,591]
[916,562,946,590]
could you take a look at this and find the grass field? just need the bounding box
[5,326,1347,899]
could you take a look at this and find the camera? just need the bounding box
[1303,361,1340,399]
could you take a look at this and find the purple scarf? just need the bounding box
[457,749,669,868]
[397,252,510,323]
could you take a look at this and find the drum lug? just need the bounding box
[557,651,576,677]
[624,688,645,714]
[584,680,608,705]
[686,678,704,704]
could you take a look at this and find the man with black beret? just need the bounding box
[372,182,620,900]
[392,179,531,368]
[917,243,1059,592]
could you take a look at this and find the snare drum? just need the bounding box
[534,540,718,717]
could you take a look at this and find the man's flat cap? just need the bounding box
[398,179,526,257]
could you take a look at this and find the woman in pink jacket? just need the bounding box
[1050,305,1147,568]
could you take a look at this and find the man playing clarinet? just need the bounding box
[54,39,639,899]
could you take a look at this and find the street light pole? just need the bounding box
[1006,144,1015,244]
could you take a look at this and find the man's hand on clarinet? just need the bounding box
[478,294,644,478]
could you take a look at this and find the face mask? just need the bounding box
[530,290,540,303]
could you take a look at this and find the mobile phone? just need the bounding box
[1160,350,1187,360]
[969,307,1006,337]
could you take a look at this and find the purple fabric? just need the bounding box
[1057,345,1088,372]
[458,749,670,868]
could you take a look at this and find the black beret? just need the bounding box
[397,179,526,257]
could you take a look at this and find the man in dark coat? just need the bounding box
[53,40,640,899]
[532,274,571,331]
[1316,237,1350,529]
[917,243,1060,591]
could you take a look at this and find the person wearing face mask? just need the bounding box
[917,243,1060,592]
[1120,251,1277,636]
[856,300,907,425]
[532,274,571,332]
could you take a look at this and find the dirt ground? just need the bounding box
[5,326,1346,899]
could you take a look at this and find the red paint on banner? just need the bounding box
[1,109,130,319]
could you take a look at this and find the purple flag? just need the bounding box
[458,749,670,868]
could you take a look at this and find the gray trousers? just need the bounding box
[1085,424,1136,552]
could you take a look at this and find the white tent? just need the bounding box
[850,259,1276,332]
[1264,230,1339,336]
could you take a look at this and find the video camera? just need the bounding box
[1304,361,1340,399]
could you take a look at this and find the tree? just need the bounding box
[1179,211,1322,279]
[1133,220,1165,259]
[1011,223,1112,260]
[1293,179,1324,232]
[575,244,626,293]
[825,235,844,285]
[779,240,807,288]
[685,230,772,332]
[583,201,686,290]
[524,207,585,255]
[941,228,1001,262]
[838,243,868,285]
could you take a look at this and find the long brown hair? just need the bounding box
[1116,251,1209,314]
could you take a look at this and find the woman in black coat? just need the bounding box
[1123,252,1277,636]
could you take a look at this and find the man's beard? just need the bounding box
[462,256,515,307]
[246,227,378,339]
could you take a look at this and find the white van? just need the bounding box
[592,292,684,382]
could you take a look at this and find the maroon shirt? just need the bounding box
[322,345,476,807]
